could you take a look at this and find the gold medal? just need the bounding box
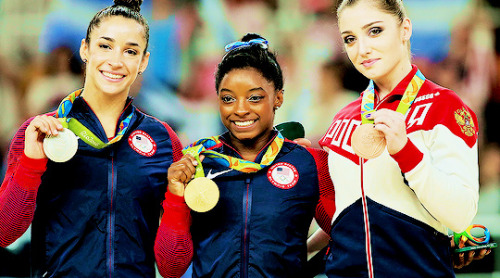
[43,128,79,163]
[351,124,386,159]
[184,177,220,213]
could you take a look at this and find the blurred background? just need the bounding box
[0,0,499,277]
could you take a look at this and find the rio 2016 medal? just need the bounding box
[351,124,386,159]
[184,177,220,213]
[43,128,79,163]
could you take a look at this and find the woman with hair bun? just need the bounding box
[0,0,183,276]
[154,33,335,278]
[309,0,482,277]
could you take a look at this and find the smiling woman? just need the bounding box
[154,33,336,278]
[309,0,481,277]
[0,0,183,276]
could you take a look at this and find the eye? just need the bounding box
[221,95,235,104]
[99,44,111,50]
[369,27,383,37]
[248,95,264,102]
[343,35,355,45]
[126,49,138,56]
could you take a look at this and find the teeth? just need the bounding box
[102,71,124,79]
[234,120,254,127]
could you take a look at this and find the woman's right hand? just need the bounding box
[167,154,200,197]
[24,115,63,159]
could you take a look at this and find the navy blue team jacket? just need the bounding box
[31,97,181,277]
[190,132,320,278]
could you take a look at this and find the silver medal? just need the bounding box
[43,128,78,163]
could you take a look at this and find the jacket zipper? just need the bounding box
[241,176,252,278]
[107,150,116,278]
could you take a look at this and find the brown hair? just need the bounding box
[85,0,149,53]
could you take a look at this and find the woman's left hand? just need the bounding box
[368,109,408,155]
[451,237,491,269]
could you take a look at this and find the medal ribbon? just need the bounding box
[183,133,285,178]
[360,70,426,124]
[55,89,134,149]
[358,69,425,278]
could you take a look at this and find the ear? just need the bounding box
[401,17,412,43]
[274,89,284,110]
[139,51,150,74]
[79,39,88,63]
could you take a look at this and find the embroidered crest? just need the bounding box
[128,130,157,157]
[454,108,475,137]
[267,162,299,189]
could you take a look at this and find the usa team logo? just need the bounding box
[267,162,299,189]
[128,130,157,157]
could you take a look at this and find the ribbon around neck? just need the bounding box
[360,70,426,124]
[182,133,285,178]
[55,89,134,149]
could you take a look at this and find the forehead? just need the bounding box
[90,16,146,42]
[221,67,274,89]
[338,2,395,31]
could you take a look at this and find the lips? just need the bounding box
[101,71,125,80]
[361,59,378,68]
[233,120,256,127]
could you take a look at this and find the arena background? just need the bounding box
[1,0,499,277]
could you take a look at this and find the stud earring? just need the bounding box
[83,59,87,63]
[138,71,142,75]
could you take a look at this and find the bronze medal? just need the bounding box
[351,124,386,159]
[184,177,220,213]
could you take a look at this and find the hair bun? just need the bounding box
[240,33,266,43]
[113,0,142,12]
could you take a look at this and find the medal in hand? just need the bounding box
[43,128,78,163]
[351,124,386,160]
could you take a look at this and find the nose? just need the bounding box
[358,37,372,57]
[234,99,250,117]
[107,49,124,68]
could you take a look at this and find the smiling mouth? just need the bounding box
[101,71,125,79]
[233,120,256,127]
[362,59,378,67]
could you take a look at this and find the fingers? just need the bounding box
[294,138,312,148]
[474,248,488,260]
[453,252,465,269]
[368,109,408,154]
[464,251,475,266]
[27,115,64,136]
[167,154,199,196]
[24,115,64,159]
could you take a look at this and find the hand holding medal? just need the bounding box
[181,146,220,213]
[351,70,425,159]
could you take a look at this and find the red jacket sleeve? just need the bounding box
[0,118,47,247]
[154,191,193,278]
[307,147,335,235]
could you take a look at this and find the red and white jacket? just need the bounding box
[319,65,479,277]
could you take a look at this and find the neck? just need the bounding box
[375,62,413,100]
[229,131,274,161]
[82,90,128,137]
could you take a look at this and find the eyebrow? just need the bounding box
[341,20,383,35]
[219,87,265,93]
[99,36,140,47]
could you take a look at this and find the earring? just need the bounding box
[138,71,142,75]
[83,59,87,63]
